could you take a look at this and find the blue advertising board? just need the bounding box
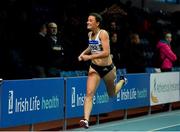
[65,74,150,118]
[65,77,87,118]
[65,77,114,118]
[0,78,64,127]
[113,73,150,110]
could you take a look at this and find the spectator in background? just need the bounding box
[110,32,121,68]
[156,32,177,72]
[171,29,180,67]
[38,23,47,37]
[45,22,65,77]
[109,21,120,33]
[31,23,47,77]
[126,33,146,73]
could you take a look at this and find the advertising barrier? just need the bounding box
[65,73,150,118]
[150,72,180,106]
[66,77,114,118]
[0,72,179,128]
[113,73,150,110]
[0,78,64,127]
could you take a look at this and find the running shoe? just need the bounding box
[80,119,89,129]
[120,75,128,85]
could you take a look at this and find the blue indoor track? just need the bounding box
[72,110,180,131]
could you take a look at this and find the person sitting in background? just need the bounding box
[156,32,177,72]
[126,33,146,73]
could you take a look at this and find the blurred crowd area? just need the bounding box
[0,0,180,79]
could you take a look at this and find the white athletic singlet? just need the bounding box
[88,30,102,54]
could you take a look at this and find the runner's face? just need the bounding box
[87,15,99,30]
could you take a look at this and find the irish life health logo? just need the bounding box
[8,90,14,114]
[71,87,76,107]
[7,90,60,114]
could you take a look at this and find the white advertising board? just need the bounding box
[150,72,180,106]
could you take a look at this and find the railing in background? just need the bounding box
[145,66,180,73]
[60,70,87,77]
[172,67,180,72]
